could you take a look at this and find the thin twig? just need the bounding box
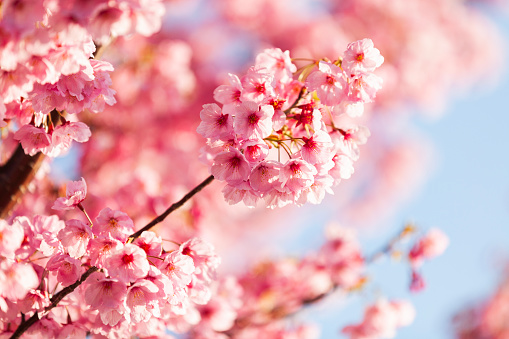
[129,175,215,241]
[9,175,215,338]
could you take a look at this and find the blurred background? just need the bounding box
[44,0,509,337]
[295,10,509,339]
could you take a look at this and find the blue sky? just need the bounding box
[297,11,509,339]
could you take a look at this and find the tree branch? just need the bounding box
[0,110,61,219]
[9,175,215,338]
[129,175,215,240]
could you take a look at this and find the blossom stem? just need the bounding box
[78,203,93,226]
[130,175,215,241]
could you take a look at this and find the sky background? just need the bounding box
[292,10,509,339]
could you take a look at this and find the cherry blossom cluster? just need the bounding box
[186,225,365,337]
[198,39,383,208]
[342,299,416,339]
[0,178,221,338]
[184,223,445,339]
[0,0,165,157]
[408,228,449,292]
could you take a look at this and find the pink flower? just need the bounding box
[84,272,127,313]
[409,228,449,267]
[13,124,51,156]
[93,207,134,242]
[197,103,234,141]
[409,270,426,293]
[47,121,92,157]
[342,38,384,74]
[17,289,50,314]
[346,73,383,104]
[211,148,251,185]
[240,67,275,104]
[52,178,87,211]
[88,237,124,268]
[213,73,243,115]
[0,261,39,300]
[222,182,259,207]
[300,130,334,165]
[255,48,296,83]
[28,215,65,256]
[319,226,364,288]
[197,298,237,332]
[305,61,347,106]
[46,254,83,287]
[181,238,221,283]
[342,299,415,339]
[57,219,93,258]
[0,219,24,258]
[279,159,317,193]
[104,244,150,283]
[241,140,269,163]
[133,231,162,257]
[233,101,274,140]
[125,280,160,323]
[249,161,281,193]
[158,250,195,287]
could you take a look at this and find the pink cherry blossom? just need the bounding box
[46,254,83,287]
[84,272,127,313]
[181,238,221,283]
[211,148,251,185]
[300,130,334,165]
[0,219,24,258]
[233,101,274,140]
[213,73,243,115]
[125,279,160,323]
[343,38,385,74]
[249,161,281,193]
[13,124,52,156]
[88,237,124,268]
[279,159,317,193]
[0,261,39,300]
[158,250,195,287]
[28,215,65,256]
[52,178,87,211]
[342,299,415,339]
[305,61,347,106]
[133,231,163,257]
[241,140,270,163]
[197,103,234,141]
[409,228,449,267]
[57,219,93,258]
[255,48,296,83]
[104,244,150,284]
[47,121,92,157]
[240,67,276,104]
[93,207,134,242]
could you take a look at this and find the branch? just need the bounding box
[9,266,98,339]
[9,175,215,338]
[0,110,61,219]
[129,175,215,240]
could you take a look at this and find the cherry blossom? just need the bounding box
[52,177,87,211]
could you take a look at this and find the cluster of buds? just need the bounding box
[198,39,384,208]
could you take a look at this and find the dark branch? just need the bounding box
[10,175,214,338]
[0,110,61,219]
[129,175,215,240]
[9,267,98,339]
